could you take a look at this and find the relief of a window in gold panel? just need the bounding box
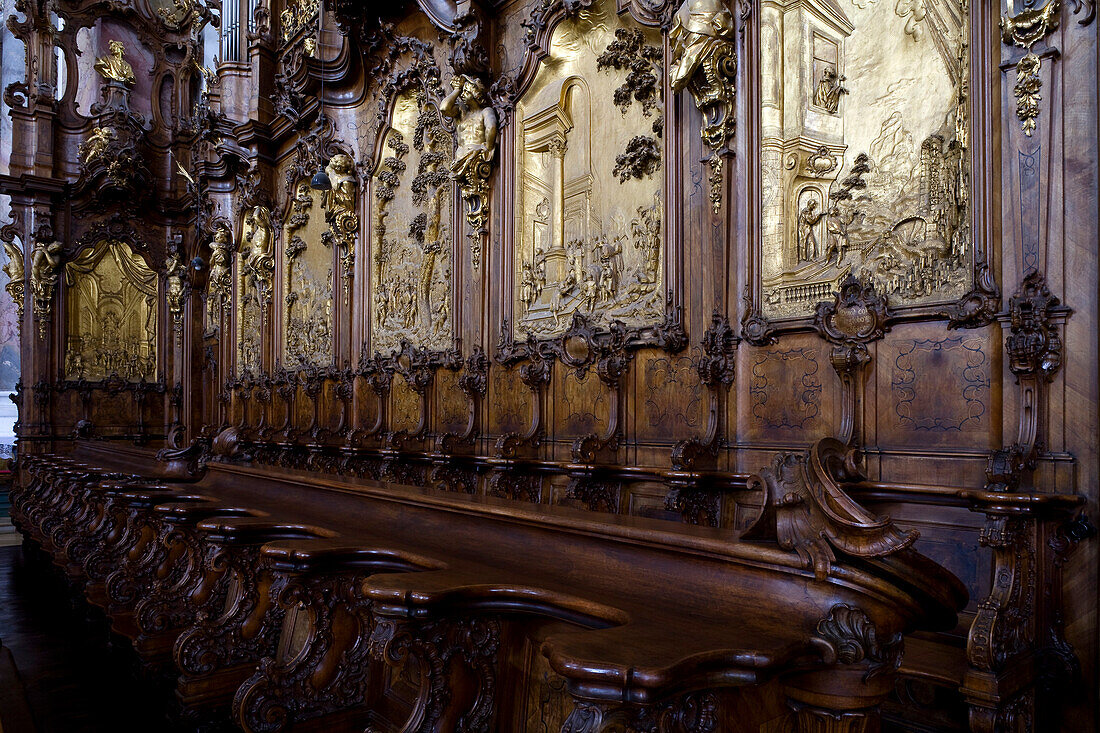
[758,0,971,321]
[513,0,665,341]
[63,239,157,381]
[370,89,456,355]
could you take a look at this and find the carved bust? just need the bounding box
[94,40,136,86]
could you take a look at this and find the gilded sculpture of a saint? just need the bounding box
[94,40,136,86]
[813,67,848,114]
[242,205,274,277]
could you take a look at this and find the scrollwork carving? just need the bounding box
[743,438,918,579]
[813,604,903,681]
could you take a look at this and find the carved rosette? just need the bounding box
[1001,0,1061,137]
[669,0,737,213]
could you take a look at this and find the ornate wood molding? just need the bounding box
[812,275,891,448]
[743,438,918,579]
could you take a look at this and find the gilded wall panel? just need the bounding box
[282,181,334,367]
[513,0,665,340]
[370,90,455,354]
[63,239,157,381]
[759,0,971,319]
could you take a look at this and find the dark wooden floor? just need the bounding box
[0,543,178,732]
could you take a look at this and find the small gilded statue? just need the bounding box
[323,154,358,231]
[242,205,275,297]
[165,249,186,324]
[3,241,24,286]
[80,127,114,166]
[3,241,25,322]
[814,67,848,114]
[669,0,737,93]
[31,238,62,297]
[207,226,232,299]
[441,75,498,182]
[94,40,136,86]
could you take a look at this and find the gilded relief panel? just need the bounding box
[63,239,157,381]
[513,0,665,339]
[759,0,971,319]
[283,181,334,367]
[370,90,455,354]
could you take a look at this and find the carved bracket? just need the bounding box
[743,438,918,579]
[813,275,891,448]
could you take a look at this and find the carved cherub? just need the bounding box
[80,127,115,167]
[31,238,61,294]
[440,74,498,183]
[94,40,136,86]
[669,0,737,93]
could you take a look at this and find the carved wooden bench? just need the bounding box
[15,438,968,732]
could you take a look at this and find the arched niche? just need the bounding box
[63,239,157,381]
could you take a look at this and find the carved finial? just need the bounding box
[743,438,918,579]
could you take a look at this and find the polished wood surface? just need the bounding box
[0,0,1096,730]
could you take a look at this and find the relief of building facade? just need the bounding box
[759,0,971,320]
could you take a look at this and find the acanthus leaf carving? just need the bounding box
[812,604,903,681]
[1001,0,1061,137]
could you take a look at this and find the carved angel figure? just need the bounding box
[440,75,498,184]
[242,205,275,276]
[31,239,62,298]
[668,0,737,93]
[94,40,136,86]
[80,127,115,167]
